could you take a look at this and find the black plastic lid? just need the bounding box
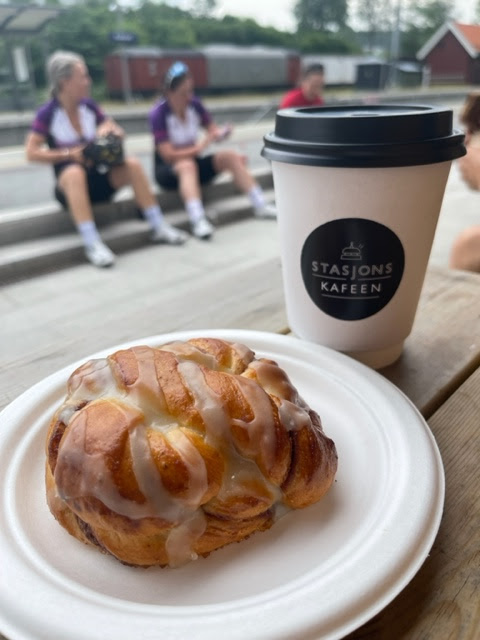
[261,104,466,168]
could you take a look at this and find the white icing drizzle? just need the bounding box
[58,404,78,426]
[249,359,312,429]
[160,341,222,370]
[231,375,278,472]
[277,400,312,432]
[165,510,207,568]
[165,429,208,508]
[177,360,231,445]
[177,359,279,507]
[129,424,191,521]
[217,461,273,503]
[230,341,255,363]
[68,358,116,400]
[53,341,326,567]
[55,407,165,519]
[126,346,168,426]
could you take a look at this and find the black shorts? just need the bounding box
[54,164,116,209]
[154,154,217,191]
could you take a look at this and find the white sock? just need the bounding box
[143,204,166,231]
[185,198,206,223]
[247,184,266,209]
[77,220,100,247]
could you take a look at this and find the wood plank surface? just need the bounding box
[0,220,285,412]
[2,257,480,420]
[0,254,286,411]
[381,266,480,418]
[345,366,480,640]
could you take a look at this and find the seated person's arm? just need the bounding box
[25,131,84,164]
[96,116,124,139]
[156,127,216,165]
[205,121,232,142]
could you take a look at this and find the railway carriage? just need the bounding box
[104,45,300,97]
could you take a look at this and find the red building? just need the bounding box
[417,21,480,84]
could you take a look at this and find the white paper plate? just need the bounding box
[0,330,444,640]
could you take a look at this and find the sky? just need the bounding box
[213,0,478,32]
[214,0,296,32]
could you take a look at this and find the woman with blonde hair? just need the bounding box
[26,50,186,268]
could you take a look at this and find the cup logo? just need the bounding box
[301,218,405,320]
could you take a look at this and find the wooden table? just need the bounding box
[0,261,479,640]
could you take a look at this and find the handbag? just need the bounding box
[83,133,124,172]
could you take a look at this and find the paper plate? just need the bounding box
[0,329,444,640]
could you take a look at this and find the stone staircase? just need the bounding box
[0,166,274,286]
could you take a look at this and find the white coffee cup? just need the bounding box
[262,104,465,369]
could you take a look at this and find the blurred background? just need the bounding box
[1,0,480,284]
[1,0,479,109]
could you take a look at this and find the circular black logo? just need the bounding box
[301,218,405,320]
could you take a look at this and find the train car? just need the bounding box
[201,44,300,92]
[104,45,300,97]
[104,47,207,98]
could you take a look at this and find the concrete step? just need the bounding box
[0,166,273,246]
[0,169,274,286]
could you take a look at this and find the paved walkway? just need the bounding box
[0,153,478,410]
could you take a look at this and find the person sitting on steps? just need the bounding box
[149,61,276,241]
[25,50,187,269]
[449,92,480,273]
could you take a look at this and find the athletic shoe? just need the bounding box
[84,240,115,268]
[150,223,188,245]
[192,217,214,240]
[254,203,277,219]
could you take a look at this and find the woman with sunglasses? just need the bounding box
[149,61,276,240]
[26,50,187,269]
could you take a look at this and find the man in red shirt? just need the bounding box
[280,64,325,109]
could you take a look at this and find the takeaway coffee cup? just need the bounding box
[261,104,465,369]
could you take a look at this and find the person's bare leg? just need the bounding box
[173,158,203,202]
[213,150,254,192]
[110,156,187,244]
[449,226,480,272]
[213,150,276,218]
[173,159,213,239]
[109,156,156,209]
[57,163,95,224]
[57,164,115,267]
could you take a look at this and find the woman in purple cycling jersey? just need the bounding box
[149,61,276,240]
[25,50,186,268]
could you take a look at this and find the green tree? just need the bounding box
[297,30,360,53]
[402,0,453,30]
[190,0,218,18]
[44,0,116,83]
[353,0,394,50]
[400,0,453,57]
[294,0,348,32]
